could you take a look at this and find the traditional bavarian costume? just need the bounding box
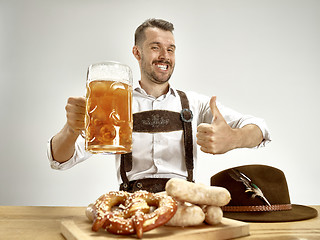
[47,87,271,190]
[119,90,194,193]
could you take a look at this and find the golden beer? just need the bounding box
[84,62,133,154]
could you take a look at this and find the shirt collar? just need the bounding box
[134,81,178,99]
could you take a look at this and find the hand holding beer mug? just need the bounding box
[84,62,133,154]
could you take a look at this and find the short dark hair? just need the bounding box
[134,18,174,46]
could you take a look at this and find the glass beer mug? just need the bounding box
[84,61,133,154]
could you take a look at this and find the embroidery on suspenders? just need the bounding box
[120,90,194,187]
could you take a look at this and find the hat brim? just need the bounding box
[223,204,318,222]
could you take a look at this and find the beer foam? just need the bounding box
[88,62,132,85]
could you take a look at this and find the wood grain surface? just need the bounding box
[60,216,249,240]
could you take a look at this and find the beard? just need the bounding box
[140,57,174,85]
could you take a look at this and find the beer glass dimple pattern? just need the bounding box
[85,62,133,154]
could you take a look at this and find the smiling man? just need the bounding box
[47,19,271,193]
[133,22,176,97]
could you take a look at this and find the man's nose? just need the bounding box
[159,48,169,60]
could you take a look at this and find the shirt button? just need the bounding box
[155,160,161,165]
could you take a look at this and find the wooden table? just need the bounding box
[0,205,319,239]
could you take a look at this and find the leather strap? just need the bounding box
[120,90,194,190]
[222,204,292,212]
[119,178,170,193]
[176,90,194,182]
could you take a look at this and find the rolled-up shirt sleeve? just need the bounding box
[200,98,271,148]
[47,135,92,170]
[234,115,271,147]
[218,102,271,148]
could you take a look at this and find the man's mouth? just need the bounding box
[157,64,168,70]
[154,62,170,71]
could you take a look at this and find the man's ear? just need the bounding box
[132,46,141,61]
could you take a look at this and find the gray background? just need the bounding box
[1,0,319,206]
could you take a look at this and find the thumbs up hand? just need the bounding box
[196,96,238,154]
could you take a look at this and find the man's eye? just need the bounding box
[151,46,159,50]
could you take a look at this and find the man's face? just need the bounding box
[138,27,176,85]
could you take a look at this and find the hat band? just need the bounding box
[222,204,292,212]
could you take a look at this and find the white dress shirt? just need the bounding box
[47,84,271,184]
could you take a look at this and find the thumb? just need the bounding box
[210,96,221,124]
[210,96,217,116]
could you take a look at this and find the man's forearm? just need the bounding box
[51,124,79,163]
[234,124,263,149]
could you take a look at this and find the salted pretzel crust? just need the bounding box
[91,190,177,238]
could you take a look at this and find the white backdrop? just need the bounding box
[1,0,319,206]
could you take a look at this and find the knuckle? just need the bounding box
[65,103,70,110]
[67,97,74,104]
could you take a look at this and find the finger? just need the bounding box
[65,105,86,115]
[66,112,85,121]
[196,133,205,142]
[66,109,85,131]
[196,130,213,142]
[197,123,214,133]
[197,135,215,147]
[209,96,223,125]
[67,96,86,108]
[65,98,86,114]
[197,139,210,148]
[200,146,212,154]
[209,96,217,117]
[67,119,85,131]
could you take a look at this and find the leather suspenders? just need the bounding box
[178,90,194,182]
[120,90,194,190]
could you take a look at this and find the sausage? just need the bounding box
[165,202,205,227]
[202,205,223,225]
[85,203,95,222]
[165,178,231,206]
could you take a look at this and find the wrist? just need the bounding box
[65,124,80,139]
[232,128,243,149]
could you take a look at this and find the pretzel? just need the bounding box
[89,190,177,239]
[166,178,231,206]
